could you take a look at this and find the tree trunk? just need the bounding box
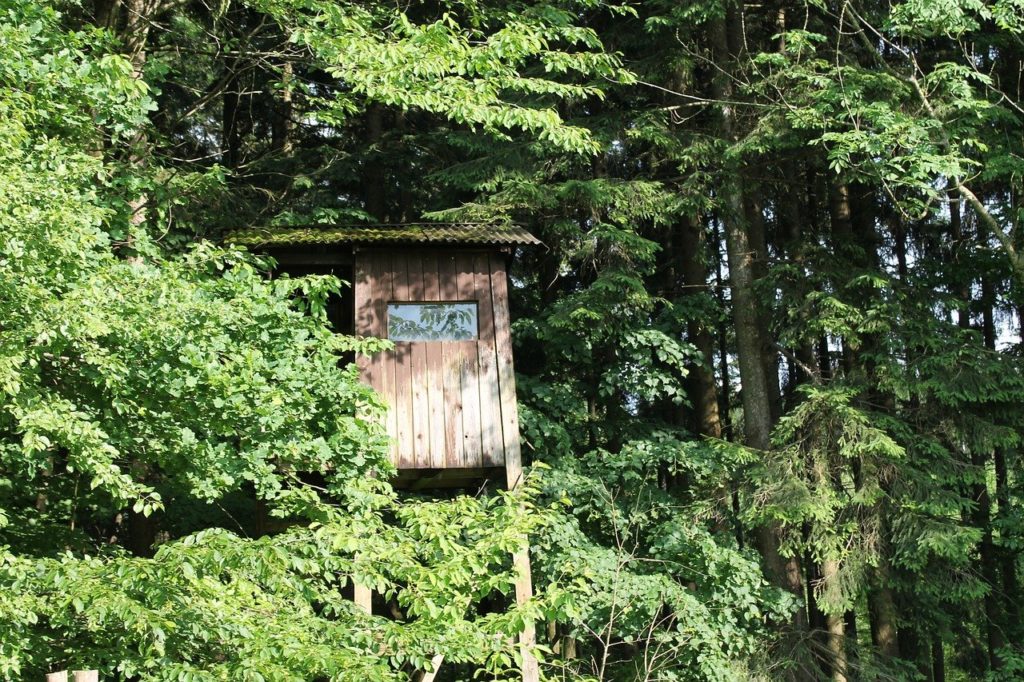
[968,203,1007,669]
[678,216,723,439]
[814,552,848,681]
[222,58,242,170]
[867,560,900,659]
[120,0,159,232]
[709,6,803,625]
[364,104,386,221]
[742,190,782,420]
[971,446,1006,669]
[825,611,847,682]
[931,636,946,682]
[271,60,295,156]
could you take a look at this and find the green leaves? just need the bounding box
[250,0,619,154]
[0,481,548,680]
[0,5,578,679]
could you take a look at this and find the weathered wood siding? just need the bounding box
[355,249,520,470]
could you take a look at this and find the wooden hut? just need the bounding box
[229,224,542,681]
[228,223,540,490]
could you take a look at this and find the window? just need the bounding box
[387,302,478,341]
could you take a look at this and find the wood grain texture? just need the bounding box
[408,255,430,467]
[365,252,384,394]
[391,252,416,468]
[456,252,482,467]
[439,253,465,467]
[489,254,524,487]
[474,252,503,467]
[422,254,447,468]
[354,251,373,382]
[355,248,516,472]
[377,256,399,465]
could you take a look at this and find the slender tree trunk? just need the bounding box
[867,560,900,659]
[843,610,858,662]
[828,181,856,378]
[271,60,295,156]
[971,448,1006,669]
[714,218,735,444]
[743,191,782,420]
[679,216,723,439]
[963,203,1008,669]
[931,637,946,682]
[364,104,386,221]
[777,162,818,392]
[712,219,744,549]
[834,179,906,662]
[222,59,242,170]
[124,0,157,229]
[804,543,828,636]
[721,189,796,590]
[818,555,848,680]
[709,6,803,626]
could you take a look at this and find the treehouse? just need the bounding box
[228,223,542,681]
[227,223,541,490]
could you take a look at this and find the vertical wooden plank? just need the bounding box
[369,251,389,338]
[419,654,445,682]
[474,252,503,467]
[356,251,402,466]
[354,251,375,388]
[46,672,68,682]
[422,254,447,469]
[456,252,482,467]
[512,548,540,682]
[392,252,416,469]
[356,252,397,467]
[72,673,98,682]
[367,253,386,395]
[490,253,525,487]
[375,252,399,467]
[408,255,430,468]
[354,582,372,614]
[439,253,464,467]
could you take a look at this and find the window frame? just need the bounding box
[386,300,480,342]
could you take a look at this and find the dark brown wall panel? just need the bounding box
[355,248,515,472]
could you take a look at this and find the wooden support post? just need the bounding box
[45,672,98,682]
[506,463,538,682]
[414,654,445,682]
[354,582,372,614]
[512,548,539,682]
[491,252,539,682]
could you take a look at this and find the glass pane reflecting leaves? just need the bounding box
[388,302,478,341]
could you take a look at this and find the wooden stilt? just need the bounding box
[504,437,538,681]
[512,547,539,682]
[414,654,445,682]
[72,673,98,682]
[354,582,372,614]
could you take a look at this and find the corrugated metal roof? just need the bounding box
[226,223,542,248]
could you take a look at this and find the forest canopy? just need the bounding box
[1,0,1024,680]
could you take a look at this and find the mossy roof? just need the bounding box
[226,223,541,248]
